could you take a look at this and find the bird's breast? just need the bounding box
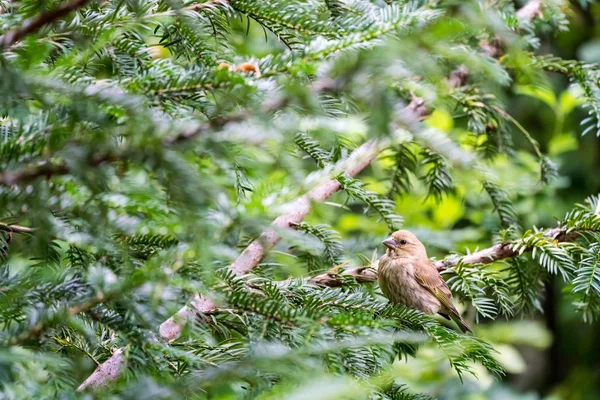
[378,257,440,314]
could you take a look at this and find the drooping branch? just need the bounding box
[0,77,344,188]
[0,0,92,50]
[0,124,210,187]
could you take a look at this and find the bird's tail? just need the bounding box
[450,313,473,334]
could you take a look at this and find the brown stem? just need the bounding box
[0,222,35,235]
[0,0,92,50]
[516,0,542,22]
[308,230,582,286]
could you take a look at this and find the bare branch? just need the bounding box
[230,139,384,275]
[516,0,543,22]
[0,222,35,235]
[77,348,126,391]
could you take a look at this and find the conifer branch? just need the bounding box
[10,291,106,346]
[309,203,600,287]
[0,0,92,50]
[77,136,386,390]
[146,0,230,19]
[0,77,343,188]
[77,94,423,390]
[74,0,555,391]
[0,125,211,187]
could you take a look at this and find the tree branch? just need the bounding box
[309,206,600,287]
[0,222,35,235]
[0,126,211,187]
[78,90,431,390]
[516,0,542,22]
[76,348,126,390]
[0,0,92,50]
[9,291,105,346]
[77,133,389,390]
[0,76,344,188]
[76,0,548,389]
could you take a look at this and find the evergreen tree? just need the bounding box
[1,0,599,398]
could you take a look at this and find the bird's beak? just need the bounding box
[383,238,396,250]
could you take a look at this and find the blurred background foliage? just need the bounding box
[1,0,600,399]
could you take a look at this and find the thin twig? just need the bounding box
[494,106,543,158]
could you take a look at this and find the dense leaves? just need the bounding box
[1,0,600,399]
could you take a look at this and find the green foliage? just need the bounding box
[483,181,520,231]
[295,132,332,168]
[513,230,577,281]
[420,148,454,201]
[571,232,600,322]
[294,222,344,268]
[1,0,600,398]
[444,261,514,321]
[387,143,418,198]
[533,55,600,136]
[337,174,404,232]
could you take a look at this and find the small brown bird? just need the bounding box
[378,230,472,333]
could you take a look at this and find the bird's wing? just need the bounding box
[377,255,394,300]
[415,260,473,333]
[414,260,456,312]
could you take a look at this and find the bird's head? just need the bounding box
[382,230,427,259]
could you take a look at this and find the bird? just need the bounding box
[378,230,472,333]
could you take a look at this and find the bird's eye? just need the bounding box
[399,240,407,245]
